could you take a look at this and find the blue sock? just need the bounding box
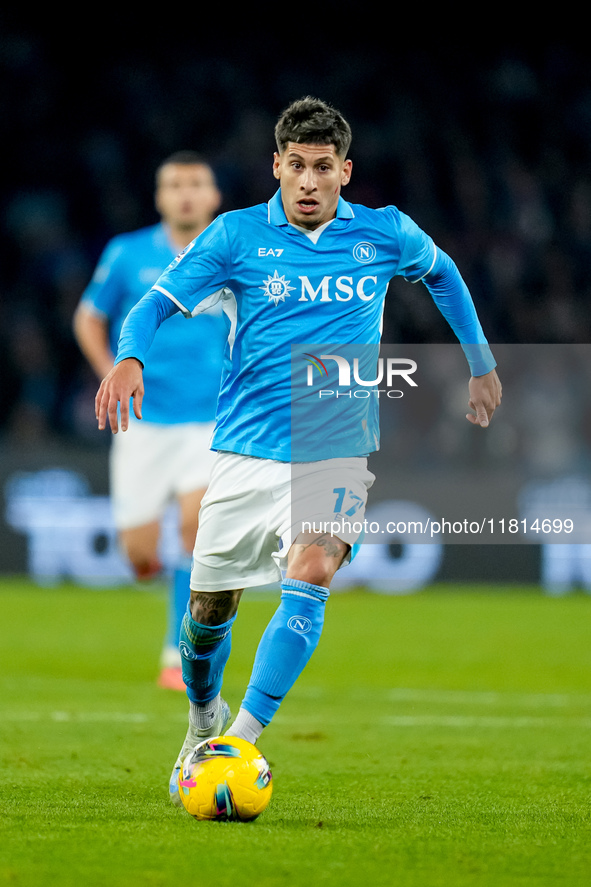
[179,605,235,704]
[241,579,329,726]
[164,557,192,651]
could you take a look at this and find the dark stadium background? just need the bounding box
[1,21,590,588]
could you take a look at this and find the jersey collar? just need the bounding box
[267,188,355,228]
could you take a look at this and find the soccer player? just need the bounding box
[94,97,502,803]
[74,151,227,690]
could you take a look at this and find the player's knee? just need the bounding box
[133,559,163,581]
[296,562,335,588]
[124,547,162,580]
[190,589,243,625]
[288,536,349,588]
[119,528,161,579]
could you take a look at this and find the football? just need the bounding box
[177,735,273,822]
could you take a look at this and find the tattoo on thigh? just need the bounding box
[307,533,348,559]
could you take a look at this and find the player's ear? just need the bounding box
[341,159,352,187]
[210,185,223,214]
[154,182,167,215]
[273,153,282,181]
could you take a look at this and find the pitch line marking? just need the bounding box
[383,714,591,728]
[6,710,581,728]
[3,711,150,723]
[386,688,589,708]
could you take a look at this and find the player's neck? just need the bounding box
[166,222,209,251]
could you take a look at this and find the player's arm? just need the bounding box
[73,304,115,381]
[422,248,501,428]
[95,289,177,433]
[96,215,231,432]
[75,237,128,379]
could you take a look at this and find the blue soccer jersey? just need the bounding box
[116,191,495,459]
[81,222,226,424]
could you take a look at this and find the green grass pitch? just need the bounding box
[1,578,590,886]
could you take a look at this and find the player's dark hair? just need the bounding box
[274,97,352,158]
[155,151,212,184]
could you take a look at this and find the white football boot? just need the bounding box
[169,698,232,807]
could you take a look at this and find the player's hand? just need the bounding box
[467,368,502,428]
[95,358,144,433]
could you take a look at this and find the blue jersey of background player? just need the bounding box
[94,99,502,794]
[80,222,224,423]
[74,151,227,691]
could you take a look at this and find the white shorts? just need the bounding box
[110,420,217,530]
[190,452,375,591]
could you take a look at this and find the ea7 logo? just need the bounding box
[258,248,284,257]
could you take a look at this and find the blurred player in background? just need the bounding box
[94,98,501,802]
[74,151,226,690]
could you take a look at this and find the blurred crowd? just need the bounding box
[1,34,591,456]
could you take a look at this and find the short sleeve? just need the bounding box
[80,238,127,319]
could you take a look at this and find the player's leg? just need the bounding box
[119,521,162,579]
[226,532,347,744]
[179,588,242,717]
[157,487,206,690]
[118,519,185,687]
[111,423,182,686]
[169,587,244,806]
[160,422,218,689]
[227,458,375,745]
[169,452,283,805]
[180,534,347,743]
[176,454,281,718]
